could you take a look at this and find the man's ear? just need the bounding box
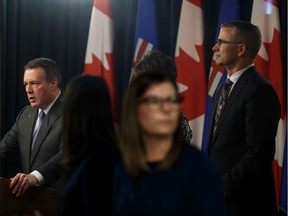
[238,43,247,57]
[50,78,58,91]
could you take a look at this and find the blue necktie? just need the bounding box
[31,110,46,150]
[213,79,233,137]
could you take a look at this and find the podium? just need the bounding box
[0,177,58,216]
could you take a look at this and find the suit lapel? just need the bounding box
[23,108,38,168]
[29,96,62,164]
[209,68,254,149]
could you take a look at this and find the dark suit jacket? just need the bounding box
[207,67,280,216]
[0,95,64,187]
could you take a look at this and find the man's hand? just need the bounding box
[9,173,39,197]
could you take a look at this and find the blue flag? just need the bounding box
[130,0,158,81]
[201,0,240,152]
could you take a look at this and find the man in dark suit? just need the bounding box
[207,20,281,216]
[0,58,64,197]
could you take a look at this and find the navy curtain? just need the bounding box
[1,0,287,176]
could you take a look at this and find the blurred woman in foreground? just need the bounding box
[113,71,227,216]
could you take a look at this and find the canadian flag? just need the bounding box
[251,0,287,212]
[175,0,206,149]
[83,0,117,122]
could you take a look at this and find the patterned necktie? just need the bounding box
[31,110,46,150]
[213,79,233,137]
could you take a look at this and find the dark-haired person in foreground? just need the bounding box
[132,50,193,144]
[61,75,119,215]
[113,71,227,215]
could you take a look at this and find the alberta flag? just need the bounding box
[202,0,240,151]
[83,0,118,122]
[130,0,158,81]
[251,0,287,213]
[175,0,206,149]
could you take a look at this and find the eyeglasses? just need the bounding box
[216,39,242,46]
[137,95,183,111]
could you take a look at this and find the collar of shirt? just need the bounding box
[39,90,61,115]
[228,63,254,84]
[227,64,254,92]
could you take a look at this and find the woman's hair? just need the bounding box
[62,75,117,168]
[134,50,177,80]
[120,71,183,178]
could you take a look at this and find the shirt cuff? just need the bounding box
[30,170,45,186]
